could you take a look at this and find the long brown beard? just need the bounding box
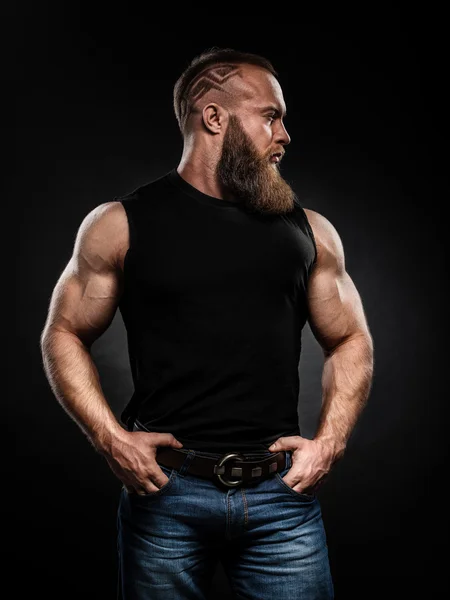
[216,114,296,215]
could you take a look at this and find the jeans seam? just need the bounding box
[240,487,249,529]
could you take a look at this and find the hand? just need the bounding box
[268,435,334,494]
[102,430,183,495]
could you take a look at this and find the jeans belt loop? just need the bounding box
[177,450,196,478]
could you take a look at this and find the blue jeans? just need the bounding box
[117,448,334,599]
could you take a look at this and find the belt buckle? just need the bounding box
[213,452,246,487]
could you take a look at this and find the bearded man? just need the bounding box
[41,47,374,600]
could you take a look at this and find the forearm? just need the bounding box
[314,333,374,460]
[40,328,127,454]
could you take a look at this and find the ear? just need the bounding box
[202,103,227,134]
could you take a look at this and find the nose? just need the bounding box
[275,120,291,146]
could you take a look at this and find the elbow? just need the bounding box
[323,330,374,360]
[40,326,89,355]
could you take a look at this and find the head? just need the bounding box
[173,48,296,215]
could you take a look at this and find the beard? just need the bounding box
[216,114,296,215]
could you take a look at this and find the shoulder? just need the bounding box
[115,172,171,204]
[78,201,128,242]
[74,201,130,271]
[303,208,345,269]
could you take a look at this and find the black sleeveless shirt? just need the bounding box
[114,169,317,452]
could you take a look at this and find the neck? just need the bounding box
[177,138,236,202]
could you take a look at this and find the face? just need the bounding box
[216,68,295,215]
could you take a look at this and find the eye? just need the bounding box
[266,114,276,124]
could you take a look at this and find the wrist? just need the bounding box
[314,435,346,462]
[91,422,128,456]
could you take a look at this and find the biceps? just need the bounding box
[306,265,369,353]
[44,259,123,347]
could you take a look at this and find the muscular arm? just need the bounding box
[305,209,374,460]
[40,201,129,454]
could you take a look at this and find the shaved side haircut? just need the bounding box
[173,47,278,134]
[188,64,242,103]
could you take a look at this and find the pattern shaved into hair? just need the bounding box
[173,47,278,134]
[179,64,242,127]
[188,64,242,102]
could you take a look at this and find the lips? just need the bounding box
[270,153,283,163]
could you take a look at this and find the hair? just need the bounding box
[173,47,278,135]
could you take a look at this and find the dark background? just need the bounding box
[13,8,446,600]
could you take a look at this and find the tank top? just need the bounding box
[113,168,317,452]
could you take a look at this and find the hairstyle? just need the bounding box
[173,47,278,134]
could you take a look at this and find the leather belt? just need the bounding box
[155,446,287,489]
[131,421,287,489]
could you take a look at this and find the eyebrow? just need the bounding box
[260,105,287,118]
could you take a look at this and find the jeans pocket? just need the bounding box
[124,463,177,498]
[274,465,316,502]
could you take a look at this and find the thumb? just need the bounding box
[269,435,303,452]
[153,433,183,448]
[268,438,283,451]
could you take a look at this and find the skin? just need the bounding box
[40,63,374,496]
[269,208,374,494]
[178,64,292,213]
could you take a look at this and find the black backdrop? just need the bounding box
[12,9,446,600]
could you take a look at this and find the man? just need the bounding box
[41,47,374,599]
